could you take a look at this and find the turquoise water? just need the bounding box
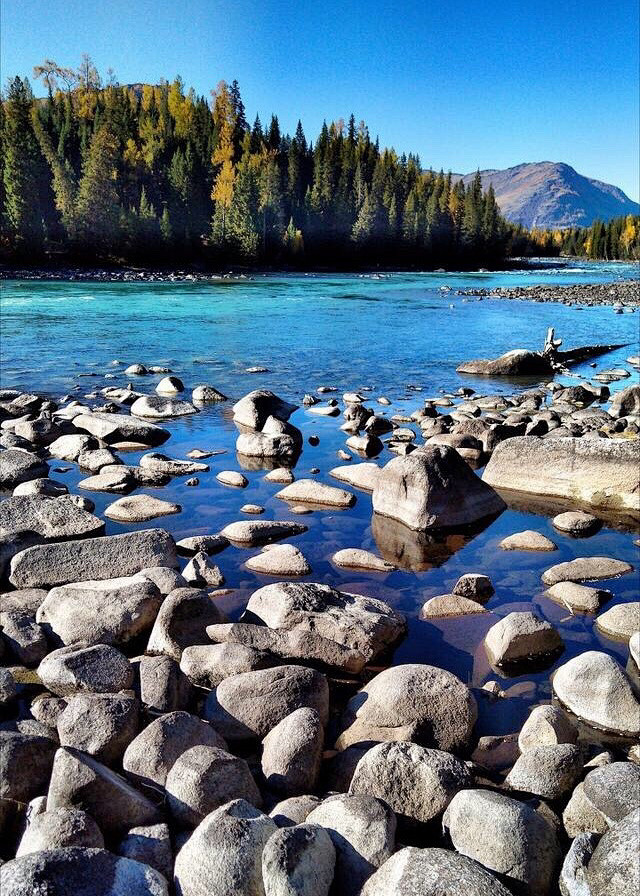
[1,260,639,741]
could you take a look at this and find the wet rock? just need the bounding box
[553,511,601,536]
[336,663,477,753]
[484,612,563,666]
[10,528,178,588]
[552,650,640,736]
[331,548,396,572]
[246,544,311,576]
[0,847,168,896]
[37,574,162,647]
[483,436,640,513]
[182,551,225,587]
[118,822,172,880]
[76,447,122,473]
[57,691,139,764]
[500,530,557,551]
[38,643,133,696]
[73,411,170,445]
[220,519,308,546]
[346,433,384,457]
[123,711,226,788]
[130,394,198,417]
[0,729,57,802]
[125,363,148,375]
[443,788,561,895]
[329,463,381,491]
[452,573,494,603]
[373,446,505,530]
[543,581,611,613]
[420,593,489,617]
[140,452,209,475]
[147,587,226,661]
[105,495,182,523]
[596,601,640,641]
[192,384,227,402]
[518,705,578,752]
[587,808,640,896]
[48,746,162,836]
[262,823,335,896]
[180,642,273,688]
[360,846,515,896]
[203,664,329,741]
[241,503,265,514]
[505,744,583,798]
[135,654,191,713]
[349,741,471,824]
[0,449,49,488]
[541,556,633,586]
[306,793,396,896]
[173,799,277,896]
[17,806,104,855]
[276,478,355,507]
[166,745,262,827]
[457,349,554,377]
[233,390,298,429]
[261,707,324,796]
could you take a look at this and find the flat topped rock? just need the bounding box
[105,495,182,523]
[219,520,308,546]
[329,463,381,492]
[500,530,557,552]
[596,602,640,642]
[0,494,103,541]
[543,581,611,613]
[139,453,209,475]
[72,411,170,446]
[553,511,601,536]
[245,544,311,576]
[176,534,229,556]
[421,594,490,617]
[77,468,133,493]
[130,395,198,417]
[552,650,640,737]
[332,548,396,572]
[276,479,356,507]
[0,450,49,488]
[542,556,634,586]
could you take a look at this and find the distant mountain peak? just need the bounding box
[458,162,638,229]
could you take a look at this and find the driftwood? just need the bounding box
[543,327,627,368]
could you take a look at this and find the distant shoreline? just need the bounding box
[457,278,640,308]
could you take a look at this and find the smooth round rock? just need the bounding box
[500,530,557,552]
[553,511,601,536]
[596,602,640,642]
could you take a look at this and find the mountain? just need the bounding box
[455,162,639,229]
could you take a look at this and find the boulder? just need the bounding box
[552,651,640,737]
[484,612,563,666]
[500,530,557,551]
[543,581,611,613]
[10,528,177,588]
[456,349,554,377]
[48,747,162,837]
[181,552,225,587]
[452,573,494,602]
[17,807,104,855]
[130,395,198,417]
[140,452,209,475]
[0,729,57,802]
[233,390,298,430]
[203,664,329,741]
[123,711,226,788]
[372,447,505,530]
[596,601,640,641]
[349,742,471,824]
[518,705,578,752]
[0,494,103,542]
[12,476,68,497]
[269,795,322,827]
[420,594,489,617]
[173,799,277,896]
[156,376,184,394]
[192,385,227,402]
[552,511,601,536]
[176,533,229,556]
[587,808,640,896]
[261,708,324,796]
[77,468,134,493]
[306,794,396,896]
[236,431,299,460]
[609,383,640,418]
[48,433,97,462]
[217,469,248,487]
[0,608,47,664]
[146,587,226,661]
[443,789,561,895]
[180,643,273,688]
[57,691,140,764]
[37,574,162,647]
[360,846,515,896]
[166,745,262,827]
[329,463,381,492]
[0,848,168,896]
[582,761,640,824]
[505,744,583,798]
[105,495,182,523]
[336,664,477,753]
[541,556,633,586]
[0,449,49,488]
[118,822,173,880]
[331,548,396,572]
[559,833,598,896]
[245,544,311,576]
[262,824,335,896]
[483,437,640,513]
[73,411,170,445]
[276,479,355,507]
[220,520,308,546]
[135,654,191,713]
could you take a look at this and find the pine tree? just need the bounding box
[2,77,44,251]
[211,81,236,243]
[75,124,121,252]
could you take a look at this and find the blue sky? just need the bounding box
[2,0,638,200]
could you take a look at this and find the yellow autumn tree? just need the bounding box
[620,215,638,257]
[211,80,236,241]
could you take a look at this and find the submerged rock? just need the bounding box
[332,548,396,572]
[276,478,356,507]
[130,395,198,417]
[541,556,633,586]
[105,495,182,523]
[219,519,308,545]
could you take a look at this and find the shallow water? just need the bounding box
[1,260,639,742]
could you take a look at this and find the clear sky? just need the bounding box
[2,0,638,200]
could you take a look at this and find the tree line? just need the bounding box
[0,57,509,268]
[509,215,640,261]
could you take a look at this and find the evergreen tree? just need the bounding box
[2,77,44,252]
[75,124,121,252]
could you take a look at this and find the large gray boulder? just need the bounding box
[483,436,640,513]
[372,446,505,530]
[243,581,405,669]
[504,744,583,798]
[38,643,133,696]
[236,431,299,460]
[518,704,578,752]
[552,650,640,737]
[0,848,168,896]
[173,799,277,896]
[181,642,273,688]
[587,808,640,896]
[0,728,58,802]
[349,742,471,824]
[306,794,396,896]
[582,761,640,825]
[123,711,227,788]
[609,383,640,418]
[542,556,633,586]
[336,664,477,753]
[0,494,104,541]
[203,665,329,742]
[233,390,298,430]
[261,708,324,796]
[262,824,335,896]
[443,789,561,895]
[48,747,162,837]
[360,846,515,896]
[484,611,563,666]
[117,822,173,881]
[146,587,226,661]
[57,691,140,765]
[73,411,170,445]
[16,807,104,855]
[457,349,554,377]
[0,449,49,488]
[10,528,178,588]
[130,395,198,417]
[135,654,192,713]
[37,574,162,647]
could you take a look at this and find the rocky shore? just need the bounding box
[457,279,640,307]
[0,349,639,895]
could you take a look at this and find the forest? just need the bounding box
[1,57,638,268]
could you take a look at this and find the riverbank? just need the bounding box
[458,278,640,307]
